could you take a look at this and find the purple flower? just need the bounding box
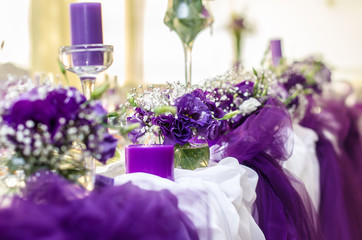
[283,72,306,91]
[175,93,212,129]
[230,16,246,31]
[199,119,228,141]
[235,81,254,99]
[167,119,192,146]
[190,89,207,101]
[135,107,152,120]
[46,87,86,121]
[152,115,175,138]
[3,99,56,130]
[153,115,192,146]
[127,116,146,144]
[93,133,118,164]
[209,88,234,111]
[2,86,117,165]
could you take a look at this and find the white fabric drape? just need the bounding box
[283,123,320,210]
[114,158,265,240]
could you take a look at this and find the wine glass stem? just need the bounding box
[183,43,193,86]
[80,77,96,100]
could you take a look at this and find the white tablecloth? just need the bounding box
[114,158,265,240]
[284,124,320,210]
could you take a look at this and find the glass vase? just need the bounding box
[174,140,210,170]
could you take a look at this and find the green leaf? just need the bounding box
[127,93,137,107]
[119,123,141,136]
[57,59,69,86]
[252,67,258,77]
[107,112,119,118]
[252,68,259,96]
[153,105,177,116]
[284,89,301,106]
[91,82,110,100]
[214,110,240,120]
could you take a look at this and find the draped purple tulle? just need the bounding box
[211,98,323,240]
[301,96,362,240]
[344,103,362,188]
[0,172,199,240]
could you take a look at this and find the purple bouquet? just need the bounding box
[118,69,273,148]
[0,82,118,178]
[268,56,332,121]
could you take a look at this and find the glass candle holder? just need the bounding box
[59,44,113,99]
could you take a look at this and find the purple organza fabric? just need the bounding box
[0,172,199,240]
[211,98,323,240]
[301,96,362,240]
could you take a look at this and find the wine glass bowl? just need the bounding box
[164,0,213,86]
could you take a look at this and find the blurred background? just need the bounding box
[1,0,362,95]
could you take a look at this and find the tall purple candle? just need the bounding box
[70,3,103,45]
[125,145,175,181]
[270,39,282,66]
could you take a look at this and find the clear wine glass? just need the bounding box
[164,0,213,86]
[59,44,113,99]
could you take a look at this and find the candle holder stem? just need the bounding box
[80,77,96,100]
[183,43,193,87]
[59,44,114,191]
[83,156,95,191]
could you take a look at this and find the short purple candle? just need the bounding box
[70,3,103,45]
[125,145,175,181]
[270,39,282,66]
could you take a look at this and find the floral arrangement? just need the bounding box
[112,68,276,170]
[267,56,332,120]
[116,68,274,148]
[0,77,118,180]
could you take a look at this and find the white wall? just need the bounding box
[143,0,362,84]
[1,0,361,86]
[0,0,30,69]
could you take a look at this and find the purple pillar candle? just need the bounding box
[70,3,103,45]
[125,145,175,181]
[270,39,282,66]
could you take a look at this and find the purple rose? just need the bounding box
[175,93,211,129]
